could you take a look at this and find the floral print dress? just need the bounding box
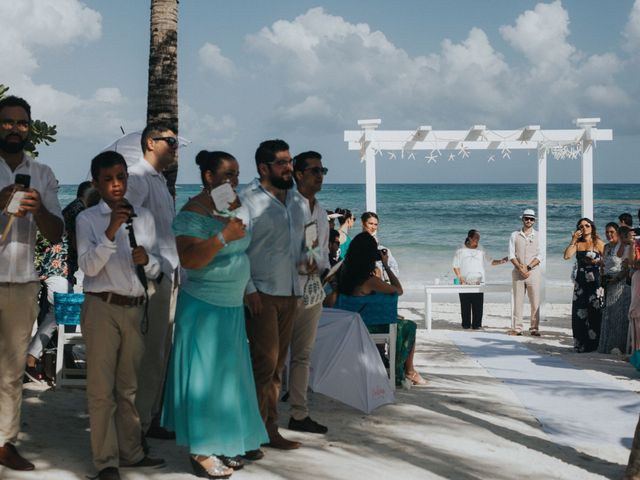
[571,250,604,352]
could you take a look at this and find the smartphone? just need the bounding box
[15,174,31,189]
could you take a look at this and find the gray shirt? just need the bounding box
[239,178,309,296]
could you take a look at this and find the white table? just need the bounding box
[423,283,513,331]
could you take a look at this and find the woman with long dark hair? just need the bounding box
[336,232,426,386]
[335,207,354,259]
[563,217,605,352]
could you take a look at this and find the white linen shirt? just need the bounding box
[0,153,62,283]
[452,246,491,284]
[239,179,309,297]
[125,157,178,276]
[297,193,330,291]
[508,229,544,263]
[76,200,160,297]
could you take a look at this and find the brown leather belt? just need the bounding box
[86,291,145,307]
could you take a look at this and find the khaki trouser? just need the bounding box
[135,273,177,433]
[81,294,145,471]
[245,293,297,428]
[511,268,541,332]
[0,282,40,445]
[289,300,322,421]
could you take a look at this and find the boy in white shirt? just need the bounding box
[76,151,164,480]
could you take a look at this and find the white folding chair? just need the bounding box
[369,324,397,388]
[53,293,86,388]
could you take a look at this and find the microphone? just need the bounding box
[121,199,148,290]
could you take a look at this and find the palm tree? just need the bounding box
[147,0,179,196]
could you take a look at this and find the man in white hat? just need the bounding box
[508,208,543,336]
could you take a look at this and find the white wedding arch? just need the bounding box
[344,118,613,266]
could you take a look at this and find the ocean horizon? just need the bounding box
[58,183,640,303]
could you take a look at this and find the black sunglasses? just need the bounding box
[304,166,329,176]
[153,136,178,148]
[523,217,535,222]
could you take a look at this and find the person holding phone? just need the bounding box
[564,217,605,352]
[0,96,63,472]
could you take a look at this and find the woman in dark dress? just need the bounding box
[564,217,605,352]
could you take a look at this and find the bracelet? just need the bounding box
[216,231,227,248]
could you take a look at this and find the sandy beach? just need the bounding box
[2,300,637,480]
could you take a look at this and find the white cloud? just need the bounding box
[0,0,133,139]
[245,5,634,133]
[198,42,235,78]
[180,102,238,147]
[624,0,640,52]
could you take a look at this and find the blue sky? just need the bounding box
[2,0,639,184]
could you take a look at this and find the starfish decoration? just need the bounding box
[488,155,495,163]
[448,153,455,162]
[457,144,470,158]
[407,152,416,160]
[387,151,397,160]
[372,146,382,157]
[431,147,442,157]
[501,147,511,159]
[425,152,438,164]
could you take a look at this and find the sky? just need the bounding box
[1,0,639,185]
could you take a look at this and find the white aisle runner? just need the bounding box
[448,332,640,456]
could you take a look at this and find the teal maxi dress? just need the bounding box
[161,210,268,456]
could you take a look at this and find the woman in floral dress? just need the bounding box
[564,218,605,352]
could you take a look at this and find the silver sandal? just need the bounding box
[190,455,233,479]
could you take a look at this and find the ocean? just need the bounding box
[58,183,639,303]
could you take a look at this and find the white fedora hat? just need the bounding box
[521,208,536,219]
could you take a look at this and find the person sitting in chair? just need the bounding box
[334,232,426,386]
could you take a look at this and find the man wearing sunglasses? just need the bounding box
[125,122,179,445]
[287,151,330,434]
[508,208,543,336]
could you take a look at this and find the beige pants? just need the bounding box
[289,301,322,420]
[81,294,145,471]
[0,282,40,445]
[511,268,541,331]
[135,273,177,433]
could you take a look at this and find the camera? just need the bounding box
[375,248,388,260]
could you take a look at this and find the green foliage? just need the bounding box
[0,84,57,158]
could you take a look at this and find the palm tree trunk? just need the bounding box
[147,0,179,197]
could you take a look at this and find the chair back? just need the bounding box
[53,292,85,326]
[335,293,398,326]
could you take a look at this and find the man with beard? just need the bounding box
[0,96,63,471]
[239,139,310,451]
[125,123,179,444]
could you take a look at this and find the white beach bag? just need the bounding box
[302,274,325,308]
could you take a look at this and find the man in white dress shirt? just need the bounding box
[288,151,329,434]
[77,151,164,480]
[126,122,179,440]
[0,96,63,472]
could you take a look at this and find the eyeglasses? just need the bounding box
[153,136,178,148]
[523,217,535,222]
[304,166,329,176]
[267,159,293,167]
[578,223,591,229]
[1,119,30,131]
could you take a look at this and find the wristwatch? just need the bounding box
[526,265,532,271]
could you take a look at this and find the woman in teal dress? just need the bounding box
[161,151,267,479]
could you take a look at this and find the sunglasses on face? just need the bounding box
[578,224,591,229]
[304,166,329,176]
[1,119,30,131]
[523,217,535,222]
[153,136,178,148]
